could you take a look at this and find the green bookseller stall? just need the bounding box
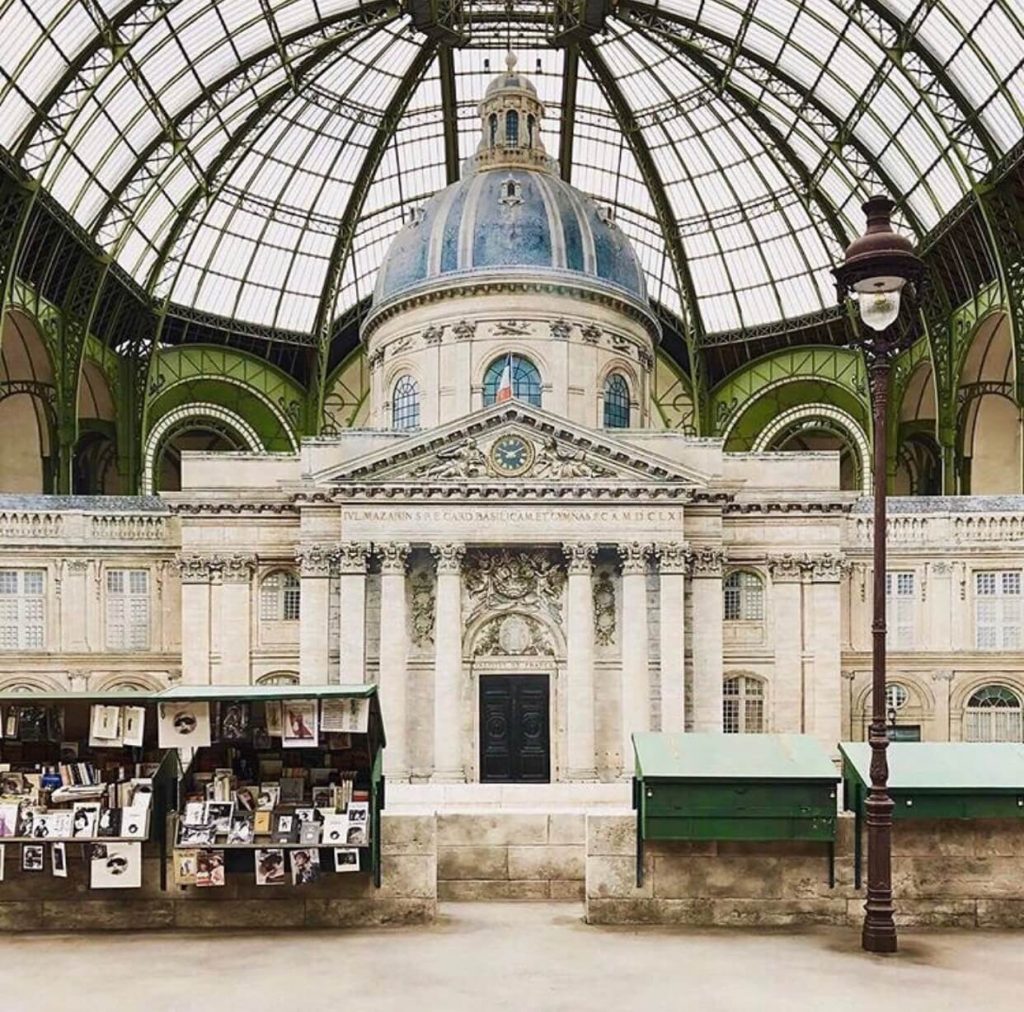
[632,732,841,886]
[840,741,1024,887]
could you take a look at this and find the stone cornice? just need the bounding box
[312,484,693,502]
[170,501,298,516]
[724,501,851,515]
[768,552,847,581]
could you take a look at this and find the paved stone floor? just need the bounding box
[3,902,1021,1012]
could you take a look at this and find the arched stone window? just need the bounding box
[488,113,497,148]
[260,571,300,622]
[723,570,764,621]
[723,675,765,734]
[483,354,542,407]
[603,372,631,428]
[256,671,300,686]
[964,684,1022,742]
[527,114,535,147]
[505,110,519,145]
[392,374,420,430]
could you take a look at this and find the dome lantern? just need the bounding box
[472,53,551,173]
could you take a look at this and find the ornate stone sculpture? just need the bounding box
[687,547,724,577]
[471,613,554,657]
[617,542,652,574]
[493,319,530,335]
[409,571,436,647]
[463,549,566,629]
[550,318,572,341]
[452,319,476,341]
[296,544,337,577]
[221,553,258,582]
[592,570,616,646]
[377,542,411,573]
[431,543,466,573]
[175,555,222,582]
[562,542,597,574]
[580,322,601,344]
[413,438,488,479]
[656,542,689,573]
[337,543,371,574]
[422,323,445,345]
[533,437,614,479]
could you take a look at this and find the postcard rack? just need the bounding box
[0,691,176,890]
[164,685,386,890]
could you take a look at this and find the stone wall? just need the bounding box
[586,813,1024,928]
[437,813,585,901]
[0,814,436,932]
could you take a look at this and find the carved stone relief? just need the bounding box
[532,437,615,480]
[409,570,436,648]
[471,613,554,657]
[463,548,565,630]
[592,570,616,646]
[412,438,488,479]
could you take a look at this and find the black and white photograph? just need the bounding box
[88,703,121,746]
[178,823,216,847]
[235,787,256,812]
[89,842,142,889]
[157,701,212,749]
[322,814,347,845]
[227,814,254,844]
[2,707,17,739]
[345,823,368,847]
[218,701,251,742]
[264,702,283,738]
[256,784,279,810]
[333,847,360,873]
[96,807,121,837]
[71,803,100,839]
[121,705,146,747]
[22,843,44,872]
[121,811,147,839]
[289,847,320,885]
[17,705,50,742]
[311,786,333,808]
[281,700,317,747]
[272,814,295,843]
[203,801,234,835]
[298,821,321,846]
[0,802,18,838]
[183,801,205,826]
[254,848,285,886]
[51,842,67,878]
[294,806,318,823]
[347,801,369,825]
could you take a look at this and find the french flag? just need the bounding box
[496,353,514,403]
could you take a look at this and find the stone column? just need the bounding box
[431,544,465,781]
[378,543,411,779]
[690,547,724,732]
[808,554,844,745]
[563,542,597,779]
[338,543,371,683]
[218,554,256,685]
[297,545,336,685]
[769,554,805,734]
[657,542,687,732]
[63,560,90,651]
[618,542,652,771]
[177,555,219,685]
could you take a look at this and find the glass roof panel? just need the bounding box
[0,0,1021,340]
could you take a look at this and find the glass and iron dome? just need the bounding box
[1,1,1023,339]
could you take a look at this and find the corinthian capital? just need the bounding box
[562,542,597,575]
[655,541,689,574]
[175,554,221,583]
[687,547,724,578]
[221,553,258,583]
[808,552,845,581]
[296,544,338,578]
[768,553,805,581]
[377,542,411,573]
[431,543,465,574]
[337,542,371,574]
[617,542,652,574]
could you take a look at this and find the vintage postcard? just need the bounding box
[157,701,212,749]
[22,843,44,872]
[173,848,198,886]
[255,848,285,886]
[289,847,320,885]
[333,847,360,873]
[194,848,225,888]
[51,842,67,878]
[282,701,318,748]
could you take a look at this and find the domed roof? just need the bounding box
[372,57,650,319]
[373,167,649,309]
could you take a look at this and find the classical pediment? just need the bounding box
[312,403,710,487]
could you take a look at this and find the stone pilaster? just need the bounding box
[378,543,411,779]
[563,541,597,779]
[297,545,337,686]
[338,543,371,683]
[656,542,687,733]
[689,547,724,733]
[432,543,466,781]
[932,668,954,741]
[807,553,843,746]
[768,554,805,734]
[218,553,256,685]
[618,542,652,772]
[176,555,221,685]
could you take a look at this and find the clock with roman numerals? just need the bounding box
[489,434,535,477]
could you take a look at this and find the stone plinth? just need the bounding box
[585,813,1024,928]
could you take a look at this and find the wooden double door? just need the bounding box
[479,674,550,783]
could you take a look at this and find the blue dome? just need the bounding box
[373,167,650,309]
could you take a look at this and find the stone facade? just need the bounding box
[585,814,1024,928]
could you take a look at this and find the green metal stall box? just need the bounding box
[632,732,840,886]
[840,741,1024,887]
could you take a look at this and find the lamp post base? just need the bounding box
[862,916,898,954]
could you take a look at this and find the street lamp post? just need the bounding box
[833,195,925,954]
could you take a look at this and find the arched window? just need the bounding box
[488,113,497,148]
[885,683,909,712]
[603,373,631,428]
[527,114,535,147]
[723,675,765,734]
[964,684,1022,742]
[256,671,300,686]
[723,571,764,621]
[392,374,420,431]
[483,354,543,407]
[505,110,519,146]
[260,571,300,622]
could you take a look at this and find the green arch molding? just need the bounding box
[323,346,369,433]
[651,350,696,433]
[950,288,1012,393]
[146,345,303,452]
[711,347,869,446]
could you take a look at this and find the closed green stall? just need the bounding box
[632,732,840,886]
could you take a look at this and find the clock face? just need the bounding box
[490,435,535,477]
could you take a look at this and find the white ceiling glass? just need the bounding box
[1,0,1022,337]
